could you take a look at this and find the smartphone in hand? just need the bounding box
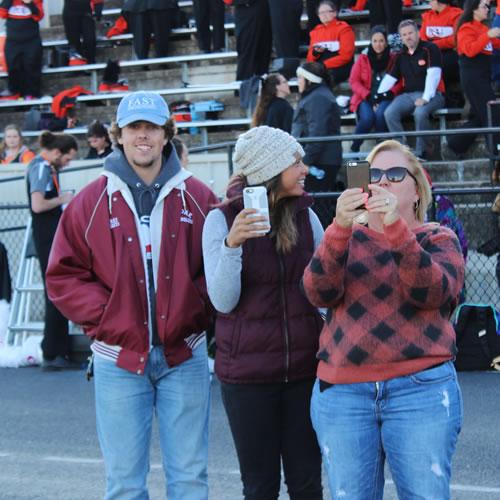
[243,186,270,234]
[345,160,370,225]
[346,160,370,193]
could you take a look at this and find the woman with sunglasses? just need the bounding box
[447,0,500,156]
[303,139,465,499]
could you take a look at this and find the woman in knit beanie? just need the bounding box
[202,125,325,499]
[292,61,342,192]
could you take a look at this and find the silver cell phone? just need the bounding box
[243,186,270,234]
[346,160,370,193]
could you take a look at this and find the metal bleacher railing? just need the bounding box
[1,126,499,346]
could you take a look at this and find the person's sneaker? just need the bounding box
[42,356,81,372]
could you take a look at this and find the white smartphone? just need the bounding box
[243,186,270,234]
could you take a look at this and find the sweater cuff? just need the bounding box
[324,219,352,249]
[383,217,412,247]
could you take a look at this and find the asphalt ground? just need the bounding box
[0,367,499,500]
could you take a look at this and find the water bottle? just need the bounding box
[309,166,325,180]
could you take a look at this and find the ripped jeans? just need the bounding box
[310,361,462,500]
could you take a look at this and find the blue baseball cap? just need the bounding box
[117,91,170,128]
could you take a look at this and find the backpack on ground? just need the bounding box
[454,304,500,371]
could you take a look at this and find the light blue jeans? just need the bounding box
[94,343,210,500]
[310,361,462,500]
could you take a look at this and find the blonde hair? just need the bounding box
[366,140,431,223]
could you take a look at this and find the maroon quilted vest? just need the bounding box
[215,194,322,384]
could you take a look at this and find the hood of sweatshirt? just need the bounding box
[103,144,181,217]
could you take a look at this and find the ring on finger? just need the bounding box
[385,198,390,206]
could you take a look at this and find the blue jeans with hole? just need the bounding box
[310,361,462,500]
[351,99,391,152]
[94,343,210,500]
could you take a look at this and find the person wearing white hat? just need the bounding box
[46,91,217,500]
[292,62,342,192]
[203,125,325,500]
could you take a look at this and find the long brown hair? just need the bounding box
[252,74,282,127]
[224,174,299,254]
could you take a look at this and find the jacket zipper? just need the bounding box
[279,256,290,383]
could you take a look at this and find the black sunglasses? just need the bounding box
[369,166,417,183]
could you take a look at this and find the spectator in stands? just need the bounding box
[447,0,500,156]
[251,74,293,132]
[122,0,177,59]
[0,124,35,164]
[85,120,112,159]
[193,0,225,53]
[306,0,320,32]
[26,131,78,371]
[420,0,464,107]
[268,0,303,61]
[379,19,445,160]
[349,25,403,152]
[369,0,403,49]
[172,136,189,168]
[202,125,324,500]
[0,0,44,99]
[303,139,465,500]
[229,0,272,81]
[292,62,342,192]
[307,1,356,87]
[62,0,103,65]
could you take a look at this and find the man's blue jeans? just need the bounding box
[310,361,462,500]
[94,343,210,500]
[351,100,391,152]
[384,91,445,157]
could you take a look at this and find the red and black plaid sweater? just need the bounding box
[303,217,465,384]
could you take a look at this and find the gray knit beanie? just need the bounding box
[233,126,305,185]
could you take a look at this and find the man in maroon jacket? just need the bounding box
[46,91,217,500]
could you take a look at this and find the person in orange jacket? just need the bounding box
[420,0,463,106]
[0,0,44,99]
[307,0,355,86]
[0,124,35,164]
[448,0,500,155]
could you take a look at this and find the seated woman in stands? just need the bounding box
[306,0,355,86]
[85,121,112,160]
[251,74,294,133]
[447,0,500,156]
[292,62,342,192]
[348,26,402,152]
[0,124,35,165]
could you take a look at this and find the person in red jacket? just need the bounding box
[420,0,463,106]
[348,25,403,152]
[46,91,217,499]
[448,0,500,155]
[307,0,355,86]
[0,0,44,99]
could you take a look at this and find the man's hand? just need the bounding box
[415,98,428,107]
